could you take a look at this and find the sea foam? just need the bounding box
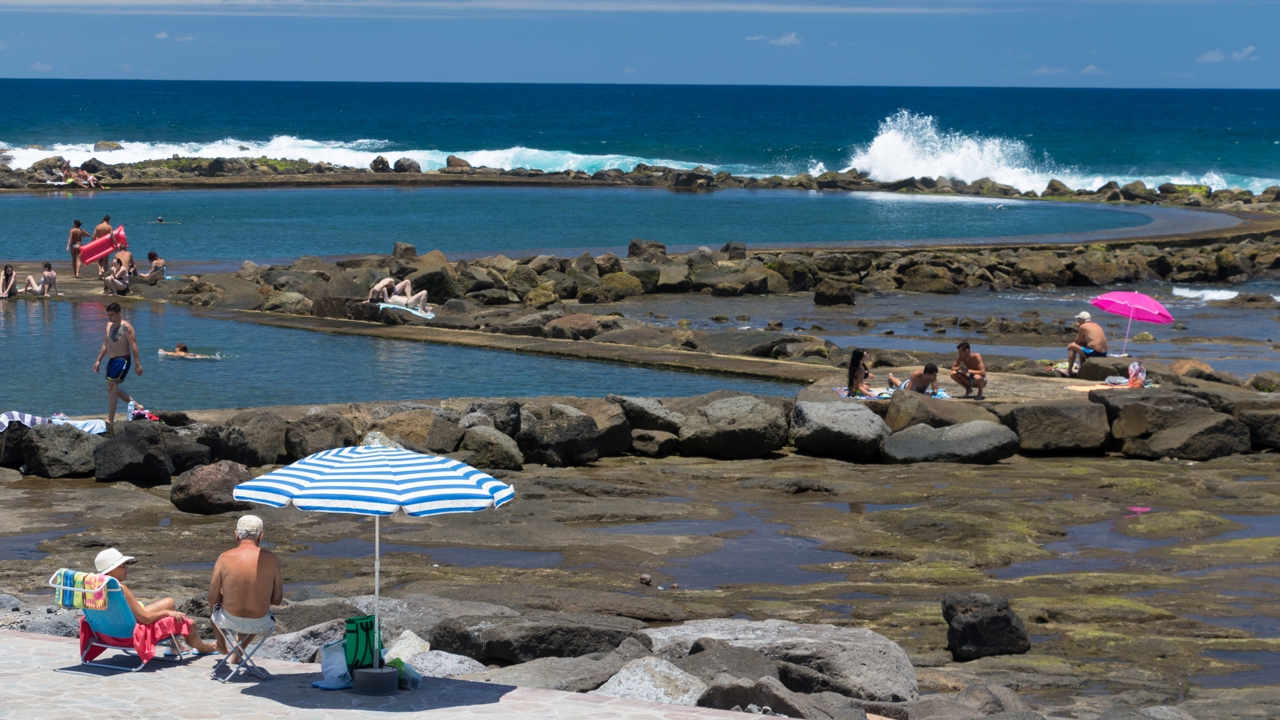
[1172,287,1240,301]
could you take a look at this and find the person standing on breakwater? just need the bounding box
[93,301,145,424]
[888,364,939,395]
[92,215,114,279]
[67,219,89,278]
[1067,311,1108,377]
[950,341,987,400]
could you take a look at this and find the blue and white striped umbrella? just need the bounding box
[232,445,515,516]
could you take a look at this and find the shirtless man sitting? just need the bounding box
[1067,311,1109,376]
[950,341,987,400]
[888,363,940,395]
[22,262,58,296]
[208,515,282,671]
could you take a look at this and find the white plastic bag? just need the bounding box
[320,639,347,680]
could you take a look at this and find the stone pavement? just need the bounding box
[0,630,753,720]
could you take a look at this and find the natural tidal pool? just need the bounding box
[1,186,1189,265]
[0,300,798,415]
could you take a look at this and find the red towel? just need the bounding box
[80,615,191,664]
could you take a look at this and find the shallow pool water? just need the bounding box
[990,518,1179,579]
[1195,651,1280,688]
[0,300,797,415]
[295,538,562,568]
[0,527,88,561]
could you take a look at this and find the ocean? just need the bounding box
[2,80,1278,194]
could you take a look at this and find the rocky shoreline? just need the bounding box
[3,150,1280,213]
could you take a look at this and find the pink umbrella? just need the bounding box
[1090,291,1175,355]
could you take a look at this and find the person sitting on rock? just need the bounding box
[376,278,433,315]
[1067,311,1108,376]
[364,277,398,303]
[142,252,166,285]
[846,348,875,397]
[208,515,282,670]
[888,363,939,395]
[22,262,58,296]
[93,547,218,655]
[950,342,987,400]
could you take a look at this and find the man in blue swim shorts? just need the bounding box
[1067,311,1109,377]
[93,302,145,423]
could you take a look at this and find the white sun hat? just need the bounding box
[94,548,134,574]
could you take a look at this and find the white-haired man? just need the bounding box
[1067,311,1108,377]
[208,515,283,666]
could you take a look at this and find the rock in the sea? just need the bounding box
[284,412,358,459]
[462,400,522,437]
[590,657,707,706]
[645,618,918,703]
[391,242,418,261]
[881,421,1020,465]
[262,291,313,315]
[258,618,346,663]
[370,155,392,173]
[469,637,651,692]
[408,650,487,678]
[94,422,175,485]
[21,424,105,478]
[459,426,524,470]
[631,429,679,457]
[678,395,788,460]
[884,390,998,432]
[942,593,1031,661]
[790,401,891,462]
[429,613,652,664]
[993,401,1111,454]
[93,141,123,152]
[170,460,253,514]
[607,395,685,434]
[372,409,465,453]
[1248,370,1280,393]
[813,279,857,306]
[545,313,601,340]
[446,155,471,168]
[393,157,421,173]
[516,404,602,467]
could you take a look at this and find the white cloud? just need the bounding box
[768,32,800,46]
[30,61,51,71]
[1031,66,1064,75]
[1081,64,1104,75]
[1231,45,1257,61]
[1197,49,1225,63]
[745,35,765,40]
[174,33,197,41]
[155,29,167,38]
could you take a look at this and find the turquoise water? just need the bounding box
[0,300,796,416]
[0,186,1161,265]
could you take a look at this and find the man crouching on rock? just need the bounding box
[209,515,282,670]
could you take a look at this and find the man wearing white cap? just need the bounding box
[208,515,282,664]
[1067,311,1109,376]
[93,547,218,654]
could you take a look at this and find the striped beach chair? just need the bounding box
[48,569,189,672]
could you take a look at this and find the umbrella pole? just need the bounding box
[1123,314,1134,356]
[374,514,380,670]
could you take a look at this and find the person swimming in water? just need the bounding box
[159,343,214,359]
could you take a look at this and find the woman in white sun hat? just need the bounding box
[94,548,219,655]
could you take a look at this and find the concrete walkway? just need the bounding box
[0,631,752,719]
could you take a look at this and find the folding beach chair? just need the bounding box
[209,608,276,682]
[48,569,188,672]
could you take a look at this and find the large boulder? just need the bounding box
[160,433,212,474]
[674,637,780,684]
[429,613,652,664]
[678,395,788,460]
[22,424,105,478]
[993,401,1111,454]
[590,657,707,706]
[580,273,643,303]
[627,239,667,262]
[516,404,602,467]
[206,411,288,466]
[1087,388,1210,423]
[881,421,1020,464]
[284,412,358,459]
[942,593,1031,661]
[790,401,891,462]
[619,261,661,294]
[93,422,175,485]
[1239,410,1280,450]
[406,266,462,303]
[470,637,650,692]
[262,291,313,315]
[1120,410,1251,461]
[1014,254,1069,286]
[372,409,465,453]
[696,675,832,719]
[558,398,632,456]
[631,430,679,457]
[258,618,346,662]
[544,313,601,341]
[462,400,521,437]
[0,423,28,469]
[393,157,421,173]
[459,426,524,471]
[645,619,918,703]
[271,601,364,634]
[813,279,857,305]
[408,650,487,679]
[884,390,999,432]
[170,461,253,515]
[346,593,518,638]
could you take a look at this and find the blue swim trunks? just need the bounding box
[106,356,131,383]
[1082,348,1107,358]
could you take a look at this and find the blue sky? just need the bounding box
[0,1,1274,87]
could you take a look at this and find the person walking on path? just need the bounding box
[92,215,114,279]
[67,219,90,278]
[93,301,145,424]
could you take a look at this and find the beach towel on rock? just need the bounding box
[79,615,191,664]
[377,303,435,321]
[50,415,108,435]
[0,411,49,432]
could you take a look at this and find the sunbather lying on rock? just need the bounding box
[888,363,939,395]
[94,548,217,655]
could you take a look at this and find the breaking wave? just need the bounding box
[1172,287,1240,301]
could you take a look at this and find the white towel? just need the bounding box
[378,303,435,320]
[51,417,108,435]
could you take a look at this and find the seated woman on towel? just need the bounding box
[22,262,59,297]
[94,548,218,655]
[847,348,876,397]
[1,265,16,299]
[141,252,167,285]
[103,257,130,296]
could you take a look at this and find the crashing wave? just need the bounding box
[1172,287,1240,301]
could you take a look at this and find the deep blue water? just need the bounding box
[0,300,796,416]
[0,186,1167,264]
[3,81,1278,192]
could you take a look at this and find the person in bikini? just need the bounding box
[142,251,166,284]
[22,262,58,296]
[367,277,433,314]
[1067,311,1108,376]
[93,302,145,424]
[950,341,987,400]
[103,257,130,296]
[846,348,876,397]
[888,363,940,395]
[92,215,114,279]
[67,219,90,278]
[1,265,17,299]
